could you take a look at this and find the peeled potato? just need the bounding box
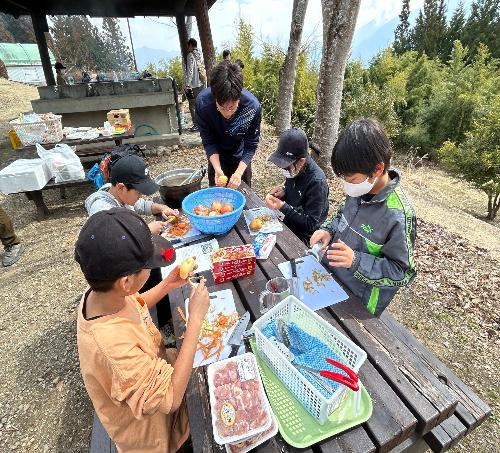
[179,257,196,280]
[265,194,274,203]
[249,218,264,232]
[218,175,228,185]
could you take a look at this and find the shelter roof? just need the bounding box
[1,0,217,18]
[0,43,55,65]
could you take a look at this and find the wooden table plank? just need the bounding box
[423,414,468,453]
[380,312,491,433]
[318,426,376,453]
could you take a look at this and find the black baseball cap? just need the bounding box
[75,208,175,280]
[54,61,66,70]
[268,128,309,168]
[110,155,159,196]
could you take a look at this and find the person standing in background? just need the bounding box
[54,61,67,86]
[185,38,206,132]
[0,206,24,267]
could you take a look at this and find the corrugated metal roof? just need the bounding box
[0,43,55,66]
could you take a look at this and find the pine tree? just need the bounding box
[232,20,255,90]
[442,2,466,59]
[0,13,36,43]
[50,16,109,71]
[393,0,412,54]
[462,0,500,59]
[411,0,447,59]
[102,18,133,71]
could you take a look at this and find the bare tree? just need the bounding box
[275,0,309,134]
[312,0,361,173]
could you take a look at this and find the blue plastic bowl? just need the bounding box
[182,187,245,235]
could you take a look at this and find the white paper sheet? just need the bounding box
[160,238,219,279]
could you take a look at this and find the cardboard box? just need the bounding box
[211,244,256,284]
[106,109,131,128]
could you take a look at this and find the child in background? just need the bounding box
[310,119,416,316]
[75,209,209,452]
[85,154,178,235]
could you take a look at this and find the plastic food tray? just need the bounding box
[253,296,367,424]
[207,352,273,445]
[225,413,278,453]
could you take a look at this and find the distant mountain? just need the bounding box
[135,47,180,69]
[350,0,467,64]
[351,17,399,63]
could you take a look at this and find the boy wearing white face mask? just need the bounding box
[266,128,329,243]
[310,119,416,316]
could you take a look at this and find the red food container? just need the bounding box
[211,244,256,284]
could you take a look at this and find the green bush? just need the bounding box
[438,95,500,220]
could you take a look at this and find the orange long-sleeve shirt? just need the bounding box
[77,290,189,453]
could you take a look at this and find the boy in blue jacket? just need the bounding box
[310,119,416,316]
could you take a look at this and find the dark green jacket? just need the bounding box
[321,169,417,316]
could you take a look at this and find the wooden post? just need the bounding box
[176,14,189,67]
[194,0,216,82]
[31,13,55,86]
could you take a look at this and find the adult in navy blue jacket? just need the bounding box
[195,61,261,188]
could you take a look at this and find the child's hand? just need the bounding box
[265,194,284,210]
[149,220,168,235]
[326,240,355,268]
[188,280,209,325]
[269,185,285,198]
[164,259,198,289]
[310,230,332,250]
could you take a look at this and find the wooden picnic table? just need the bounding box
[166,182,491,453]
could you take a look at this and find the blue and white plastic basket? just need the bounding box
[182,187,245,235]
[253,296,367,424]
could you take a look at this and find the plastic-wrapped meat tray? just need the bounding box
[207,352,273,445]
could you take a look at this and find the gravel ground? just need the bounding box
[0,81,498,452]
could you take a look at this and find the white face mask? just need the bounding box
[343,176,377,197]
[281,167,295,179]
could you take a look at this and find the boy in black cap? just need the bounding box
[85,154,178,235]
[266,128,329,244]
[75,208,209,453]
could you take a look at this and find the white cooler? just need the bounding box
[0,159,53,194]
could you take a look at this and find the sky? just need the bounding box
[118,0,425,53]
[96,0,469,64]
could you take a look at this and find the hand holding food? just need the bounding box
[148,220,168,235]
[215,169,227,187]
[310,230,332,250]
[270,185,285,198]
[326,239,355,268]
[228,172,242,189]
[161,206,179,220]
[179,257,197,279]
[265,193,284,210]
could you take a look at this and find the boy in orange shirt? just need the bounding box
[75,208,209,452]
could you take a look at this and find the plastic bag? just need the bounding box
[36,143,85,183]
[87,163,105,189]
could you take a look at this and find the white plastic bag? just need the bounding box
[36,143,85,183]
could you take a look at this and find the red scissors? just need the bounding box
[298,358,359,392]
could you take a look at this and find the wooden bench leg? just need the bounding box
[27,190,50,221]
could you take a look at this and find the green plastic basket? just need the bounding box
[250,338,373,449]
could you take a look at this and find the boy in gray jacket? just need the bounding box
[85,155,178,234]
[310,119,416,316]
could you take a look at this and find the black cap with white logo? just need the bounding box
[75,208,175,280]
[268,128,309,168]
[110,155,159,196]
